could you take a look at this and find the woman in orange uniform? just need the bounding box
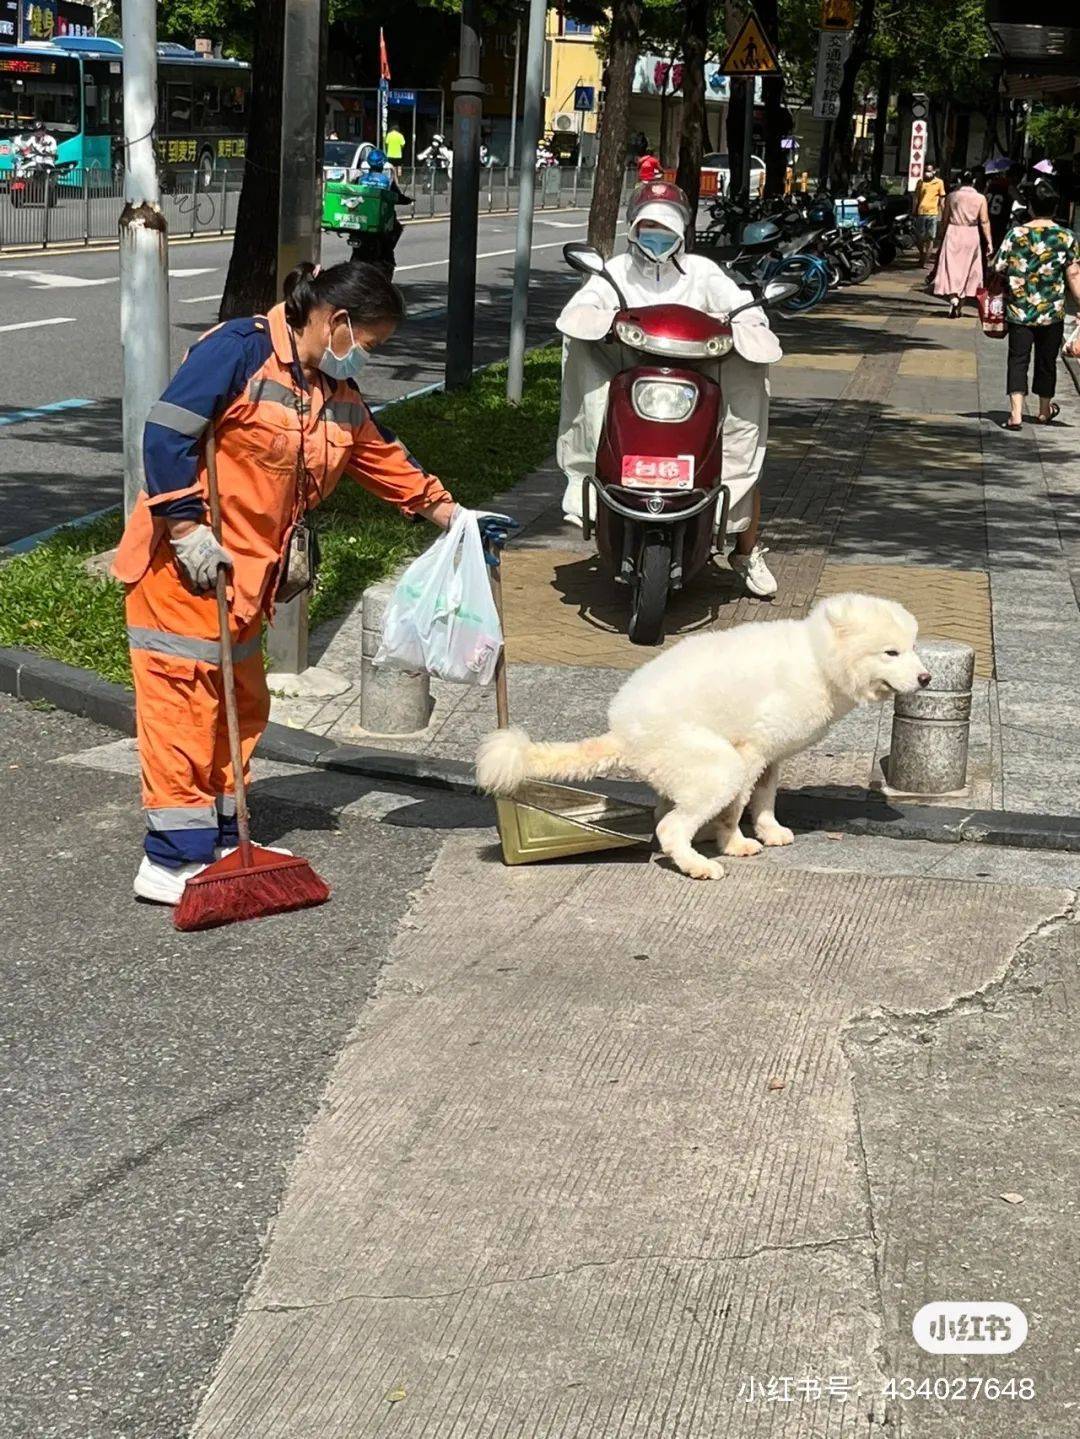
[114,261,468,905]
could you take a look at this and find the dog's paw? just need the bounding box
[723,833,764,858]
[681,854,725,881]
[757,823,795,848]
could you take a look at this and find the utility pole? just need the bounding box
[119,0,169,518]
[266,0,345,694]
[445,0,483,390]
[506,0,545,404]
[508,18,521,178]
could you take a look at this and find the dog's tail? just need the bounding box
[476,726,623,793]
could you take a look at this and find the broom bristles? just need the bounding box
[173,848,330,931]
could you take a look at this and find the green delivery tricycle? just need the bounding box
[321,180,402,278]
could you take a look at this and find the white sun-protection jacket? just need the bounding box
[555,243,782,528]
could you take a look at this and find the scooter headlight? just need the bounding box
[705,335,733,357]
[631,379,697,422]
[615,320,647,347]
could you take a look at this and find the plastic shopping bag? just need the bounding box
[373,508,503,685]
[1063,318,1080,359]
[976,274,1006,339]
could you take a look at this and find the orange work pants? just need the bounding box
[126,545,269,867]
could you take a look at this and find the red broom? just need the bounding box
[173,431,330,932]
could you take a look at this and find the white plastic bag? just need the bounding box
[373,507,503,685]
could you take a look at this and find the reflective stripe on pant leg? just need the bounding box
[144,804,219,868]
[127,627,263,666]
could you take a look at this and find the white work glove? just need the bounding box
[171,524,232,590]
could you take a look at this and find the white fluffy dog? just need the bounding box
[477,593,929,881]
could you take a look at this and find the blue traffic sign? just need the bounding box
[573,85,595,112]
[388,89,417,107]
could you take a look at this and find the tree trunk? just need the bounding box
[675,0,708,234]
[219,0,285,319]
[756,0,784,197]
[870,55,890,188]
[588,0,642,256]
[827,0,876,192]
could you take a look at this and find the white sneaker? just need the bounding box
[562,512,583,530]
[133,855,208,905]
[730,545,778,598]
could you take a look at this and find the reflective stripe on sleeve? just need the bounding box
[128,626,262,666]
[146,805,217,831]
[247,376,299,409]
[148,400,208,437]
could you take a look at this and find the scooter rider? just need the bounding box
[15,118,58,168]
[556,180,782,597]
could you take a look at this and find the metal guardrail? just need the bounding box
[0,162,601,250]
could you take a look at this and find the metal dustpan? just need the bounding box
[487,557,655,866]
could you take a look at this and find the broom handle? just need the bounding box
[205,429,253,865]
[488,557,509,730]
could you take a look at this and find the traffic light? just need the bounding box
[911,93,929,120]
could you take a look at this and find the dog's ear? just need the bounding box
[820,593,856,636]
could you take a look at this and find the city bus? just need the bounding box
[0,34,250,190]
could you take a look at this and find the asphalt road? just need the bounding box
[0,207,594,546]
[0,693,487,1439]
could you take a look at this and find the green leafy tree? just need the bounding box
[1027,105,1080,161]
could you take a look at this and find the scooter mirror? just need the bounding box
[562,242,607,276]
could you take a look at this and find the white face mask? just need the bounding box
[633,227,681,262]
[319,314,368,382]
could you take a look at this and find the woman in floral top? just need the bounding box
[992,180,1080,430]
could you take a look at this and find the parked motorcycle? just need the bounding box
[562,241,797,645]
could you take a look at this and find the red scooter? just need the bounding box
[562,242,796,644]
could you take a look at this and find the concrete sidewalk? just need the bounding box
[273,263,1080,817]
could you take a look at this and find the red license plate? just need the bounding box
[621,454,694,490]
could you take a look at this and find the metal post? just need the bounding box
[267,0,342,687]
[219,164,226,234]
[504,161,510,211]
[740,80,754,205]
[445,0,482,390]
[83,166,89,245]
[190,168,198,237]
[487,158,494,211]
[119,0,170,518]
[508,17,521,179]
[506,0,545,404]
[411,94,417,167]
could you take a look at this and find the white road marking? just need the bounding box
[169,266,217,278]
[395,236,585,273]
[179,293,221,304]
[535,219,584,228]
[0,316,76,333]
[0,268,114,289]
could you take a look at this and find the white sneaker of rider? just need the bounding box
[730,544,778,598]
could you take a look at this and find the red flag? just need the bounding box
[379,28,391,82]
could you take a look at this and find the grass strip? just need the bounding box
[0,346,560,688]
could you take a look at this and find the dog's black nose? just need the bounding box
[918,671,931,687]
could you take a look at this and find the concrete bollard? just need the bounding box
[360,579,433,735]
[886,637,975,796]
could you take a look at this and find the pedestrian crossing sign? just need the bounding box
[720,11,781,76]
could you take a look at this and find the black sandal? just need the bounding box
[1001,419,1023,431]
[1034,402,1061,425]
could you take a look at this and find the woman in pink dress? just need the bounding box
[933,172,992,317]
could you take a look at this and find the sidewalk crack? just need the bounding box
[250,1233,874,1313]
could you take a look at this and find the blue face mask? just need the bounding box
[320,315,369,382]
[635,228,680,261]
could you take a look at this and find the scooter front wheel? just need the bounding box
[628,534,671,646]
